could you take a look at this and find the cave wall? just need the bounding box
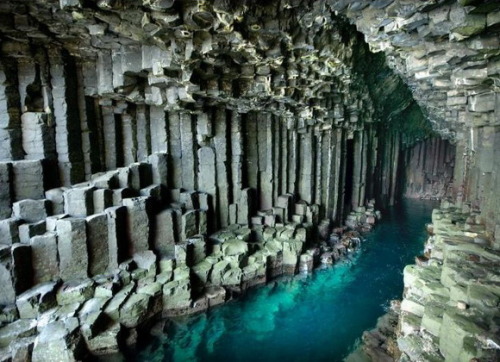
[335,0,500,238]
[0,0,421,232]
[403,137,456,200]
[0,0,425,312]
[0,0,497,361]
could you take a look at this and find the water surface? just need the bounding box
[137,199,435,362]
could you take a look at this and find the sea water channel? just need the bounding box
[136,199,436,362]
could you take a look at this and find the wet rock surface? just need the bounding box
[353,202,500,362]
[0,0,498,361]
[0,191,377,361]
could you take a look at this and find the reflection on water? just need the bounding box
[137,200,436,362]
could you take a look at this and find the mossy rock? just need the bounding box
[221,239,248,257]
[439,309,489,361]
[192,260,213,284]
[467,282,500,311]
[421,304,445,337]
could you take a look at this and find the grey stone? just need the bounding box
[16,282,58,319]
[0,305,18,326]
[31,318,84,362]
[0,319,37,349]
[10,336,35,362]
[19,221,46,244]
[129,162,152,190]
[84,322,121,355]
[187,236,206,266]
[11,160,45,201]
[133,250,157,275]
[92,189,113,214]
[91,171,118,189]
[237,188,255,225]
[12,199,49,223]
[206,286,226,308]
[162,279,191,311]
[56,279,95,305]
[197,147,216,195]
[30,232,59,284]
[140,184,163,201]
[123,197,151,254]
[112,188,136,205]
[64,186,94,217]
[45,187,69,215]
[0,218,20,246]
[21,112,56,160]
[0,163,12,219]
[117,167,131,189]
[45,214,67,232]
[56,218,88,280]
[181,210,198,241]
[104,206,126,270]
[147,153,168,187]
[0,246,17,305]
[78,297,109,339]
[179,191,197,210]
[119,293,150,328]
[104,283,135,322]
[86,213,111,276]
[10,244,32,297]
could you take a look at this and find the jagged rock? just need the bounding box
[153,208,178,257]
[84,321,121,355]
[162,279,191,312]
[12,199,49,223]
[104,283,135,322]
[11,161,45,202]
[0,319,37,349]
[133,250,157,276]
[0,244,32,305]
[10,336,35,362]
[0,306,18,327]
[181,210,198,241]
[0,163,12,220]
[221,239,248,258]
[31,319,84,362]
[56,279,95,306]
[16,282,58,319]
[0,1,497,360]
[18,221,46,244]
[119,293,150,328]
[0,218,21,246]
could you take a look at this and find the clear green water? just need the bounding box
[137,200,435,362]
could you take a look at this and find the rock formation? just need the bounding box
[0,0,498,361]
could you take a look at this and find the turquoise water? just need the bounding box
[137,200,435,362]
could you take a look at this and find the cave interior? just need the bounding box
[0,0,499,361]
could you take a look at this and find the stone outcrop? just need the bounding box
[336,0,500,235]
[394,203,500,361]
[403,137,456,200]
[0,0,498,361]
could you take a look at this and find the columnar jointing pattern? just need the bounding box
[337,1,500,361]
[336,0,500,233]
[0,0,482,361]
[0,1,423,232]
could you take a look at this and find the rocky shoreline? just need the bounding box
[0,176,380,362]
[350,201,500,362]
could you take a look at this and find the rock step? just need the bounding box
[396,203,499,361]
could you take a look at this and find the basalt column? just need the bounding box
[1,1,495,361]
[403,137,456,200]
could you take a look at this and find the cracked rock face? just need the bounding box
[0,0,499,361]
[337,0,500,139]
